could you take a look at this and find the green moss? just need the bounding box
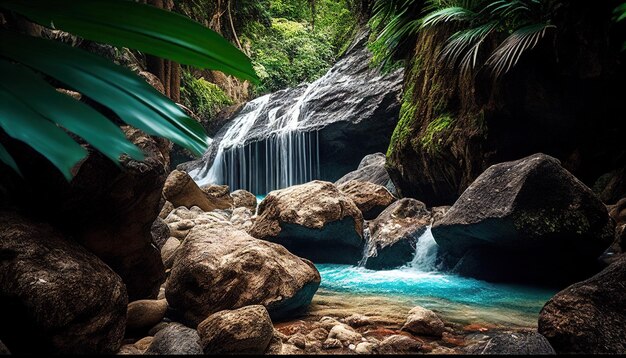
[419,115,453,154]
[180,70,233,120]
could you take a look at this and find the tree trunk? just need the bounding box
[146,0,180,103]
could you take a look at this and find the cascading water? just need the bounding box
[409,227,439,272]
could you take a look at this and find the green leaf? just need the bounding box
[0,59,144,166]
[0,31,209,156]
[0,87,87,181]
[0,0,259,83]
[421,6,475,28]
[0,141,21,176]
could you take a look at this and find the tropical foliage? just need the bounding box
[369,0,555,76]
[0,0,257,179]
[616,1,626,50]
[180,70,234,121]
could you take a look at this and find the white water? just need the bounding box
[409,227,439,271]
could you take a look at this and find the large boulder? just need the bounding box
[166,223,321,326]
[163,206,230,240]
[0,212,127,354]
[198,305,274,355]
[231,189,258,212]
[163,170,231,212]
[432,154,614,284]
[250,181,365,264]
[364,199,431,270]
[337,180,396,220]
[538,256,626,354]
[335,153,397,195]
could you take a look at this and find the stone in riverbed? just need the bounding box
[432,153,614,284]
[126,299,168,333]
[378,335,422,354]
[401,306,445,337]
[328,324,363,345]
[198,305,274,355]
[232,189,258,212]
[538,256,626,354]
[365,198,431,270]
[250,180,365,264]
[0,212,127,354]
[166,223,320,325]
[144,323,202,355]
[337,180,396,220]
[464,332,555,354]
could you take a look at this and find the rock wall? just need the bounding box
[386,1,626,206]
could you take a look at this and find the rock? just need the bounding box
[328,324,363,345]
[0,212,127,354]
[250,181,365,264]
[166,223,320,325]
[144,323,202,355]
[126,299,168,332]
[184,31,403,193]
[160,237,181,269]
[151,217,170,250]
[323,338,343,349]
[280,343,305,354]
[538,256,626,354]
[139,71,165,94]
[337,180,396,220]
[200,184,234,210]
[430,206,450,223]
[287,333,307,349]
[232,189,258,212]
[230,207,254,232]
[148,322,170,337]
[163,206,230,240]
[343,314,372,328]
[402,306,445,337]
[117,344,141,355]
[336,153,397,195]
[265,332,284,354]
[307,328,329,342]
[198,305,274,355]
[355,342,377,354]
[133,336,153,352]
[465,332,555,354]
[378,335,422,354]
[0,341,9,355]
[159,201,175,220]
[163,170,228,212]
[365,199,431,270]
[319,316,342,330]
[432,154,615,284]
[609,197,626,226]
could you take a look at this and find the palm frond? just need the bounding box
[440,21,498,73]
[615,3,626,22]
[486,22,555,77]
[421,6,475,28]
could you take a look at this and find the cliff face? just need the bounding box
[386,1,626,206]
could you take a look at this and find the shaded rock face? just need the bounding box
[126,299,168,334]
[0,128,167,300]
[150,217,170,250]
[432,154,614,284]
[166,223,321,326]
[365,199,431,270]
[184,30,403,193]
[465,332,555,355]
[0,212,127,354]
[250,181,365,264]
[335,153,397,195]
[386,2,626,207]
[538,256,626,354]
[337,180,396,220]
[144,323,202,355]
[198,305,274,355]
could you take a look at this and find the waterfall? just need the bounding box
[357,226,373,267]
[410,227,439,272]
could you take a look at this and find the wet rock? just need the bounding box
[0,212,127,354]
[433,154,614,284]
[365,198,431,270]
[465,332,555,354]
[144,323,202,355]
[539,256,626,354]
[337,180,396,220]
[163,170,228,212]
[336,153,397,196]
[250,180,365,264]
[378,335,422,354]
[151,217,170,250]
[166,223,320,325]
[402,306,445,337]
[232,189,257,212]
[198,305,274,355]
[126,299,168,333]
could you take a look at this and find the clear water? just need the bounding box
[313,228,556,328]
[255,195,266,204]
